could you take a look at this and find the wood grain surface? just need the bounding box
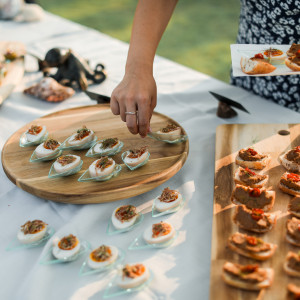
[210,123,300,300]
[1,105,189,204]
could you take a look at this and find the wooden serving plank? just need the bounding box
[1,105,189,204]
[210,123,300,300]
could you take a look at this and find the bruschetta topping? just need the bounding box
[249,188,261,197]
[152,222,172,238]
[57,155,76,166]
[58,234,78,250]
[287,44,300,57]
[90,245,112,262]
[158,187,179,203]
[238,167,267,185]
[280,173,300,191]
[21,220,46,235]
[44,138,59,150]
[254,53,264,59]
[289,197,300,214]
[122,264,145,279]
[239,148,266,162]
[286,252,300,273]
[128,146,148,159]
[28,125,43,135]
[115,205,137,222]
[286,147,300,164]
[287,218,300,242]
[95,157,113,171]
[251,208,264,221]
[101,138,118,149]
[75,126,91,140]
[160,123,180,133]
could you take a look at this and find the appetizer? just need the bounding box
[288,197,300,218]
[234,166,268,188]
[52,234,80,260]
[87,245,118,269]
[25,125,47,142]
[68,125,95,147]
[53,155,81,174]
[228,232,277,261]
[240,54,276,75]
[89,157,116,177]
[111,205,138,230]
[231,184,275,211]
[284,252,300,277]
[24,77,75,102]
[285,50,300,72]
[261,48,286,64]
[93,138,121,154]
[156,123,181,141]
[17,220,48,244]
[117,263,150,289]
[35,138,60,158]
[279,172,300,197]
[236,147,271,170]
[123,146,149,167]
[287,44,300,57]
[143,221,175,245]
[154,187,182,212]
[222,262,274,291]
[233,205,276,233]
[286,217,300,247]
[287,283,300,299]
[280,146,300,172]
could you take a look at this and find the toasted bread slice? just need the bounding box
[234,167,268,188]
[285,58,300,72]
[236,154,271,170]
[279,182,300,197]
[240,56,276,75]
[280,153,300,173]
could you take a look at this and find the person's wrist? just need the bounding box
[125,58,153,76]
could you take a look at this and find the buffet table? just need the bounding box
[1,13,299,300]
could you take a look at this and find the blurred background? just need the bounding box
[37,0,240,83]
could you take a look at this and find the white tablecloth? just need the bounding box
[1,13,299,300]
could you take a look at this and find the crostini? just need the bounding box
[222,261,274,291]
[236,147,271,170]
[286,217,300,247]
[285,50,300,72]
[279,172,300,197]
[240,55,276,75]
[231,184,275,211]
[233,205,276,233]
[234,166,268,188]
[287,283,300,299]
[287,44,300,57]
[288,197,300,218]
[280,146,300,172]
[228,232,277,261]
[284,252,300,277]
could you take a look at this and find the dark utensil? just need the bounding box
[84,90,110,104]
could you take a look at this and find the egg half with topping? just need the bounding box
[117,263,150,289]
[261,48,286,64]
[143,221,175,244]
[87,245,118,269]
[17,220,48,244]
[156,123,181,141]
[35,138,60,158]
[53,155,81,174]
[89,157,115,177]
[124,146,149,167]
[154,187,182,212]
[112,205,138,230]
[94,138,121,154]
[26,125,47,142]
[52,234,80,260]
[68,125,94,146]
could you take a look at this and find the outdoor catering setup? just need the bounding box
[0,11,300,300]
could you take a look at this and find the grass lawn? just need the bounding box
[37,0,240,83]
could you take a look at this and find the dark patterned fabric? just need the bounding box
[231,0,300,112]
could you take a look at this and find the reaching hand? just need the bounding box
[110,70,157,138]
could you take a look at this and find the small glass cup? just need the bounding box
[59,136,97,151]
[19,131,49,147]
[106,213,144,236]
[30,149,63,162]
[78,164,122,182]
[5,227,55,251]
[121,151,150,171]
[39,240,90,265]
[86,140,124,157]
[147,132,188,144]
[79,247,125,277]
[48,159,83,178]
[152,196,186,218]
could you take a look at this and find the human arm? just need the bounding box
[110,0,178,137]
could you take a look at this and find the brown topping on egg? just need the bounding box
[161,123,180,133]
[152,222,172,238]
[101,138,118,149]
[127,146,148,159]
[122,264,146,279]
[90,245,112,262]
[95,157,113,171]
[58,234,78,250]
[158,187,179,203]
[44,138,59,150]
[21,220,47,235]
[57,155,76,166]
[75,126,91,140]
[115,205,137,222]
[28,125,43,135]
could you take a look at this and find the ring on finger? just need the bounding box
[125,111,138,115]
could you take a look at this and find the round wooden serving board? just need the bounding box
[1,105,189,204]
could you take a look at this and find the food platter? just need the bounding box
[210,123,300,300]
[1,105,189,204]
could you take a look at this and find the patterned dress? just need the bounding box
[231,0,300,112]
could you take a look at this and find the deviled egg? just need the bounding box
[52,234,80,260]
[123,146,149,167]
[154,187,182,212]
[112,205,138,230]
[117,263,150,289]
[53,155,81,174]
[87,245,118,269]
[17,220,48,244]
[68,125,94,146]
[156,123,181,141]
[35,138,60,158]
[143,221,175,244]
[93,138,121,154]
[89,157,116,177]
[261,48,286,64]
[25,125,47,142]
